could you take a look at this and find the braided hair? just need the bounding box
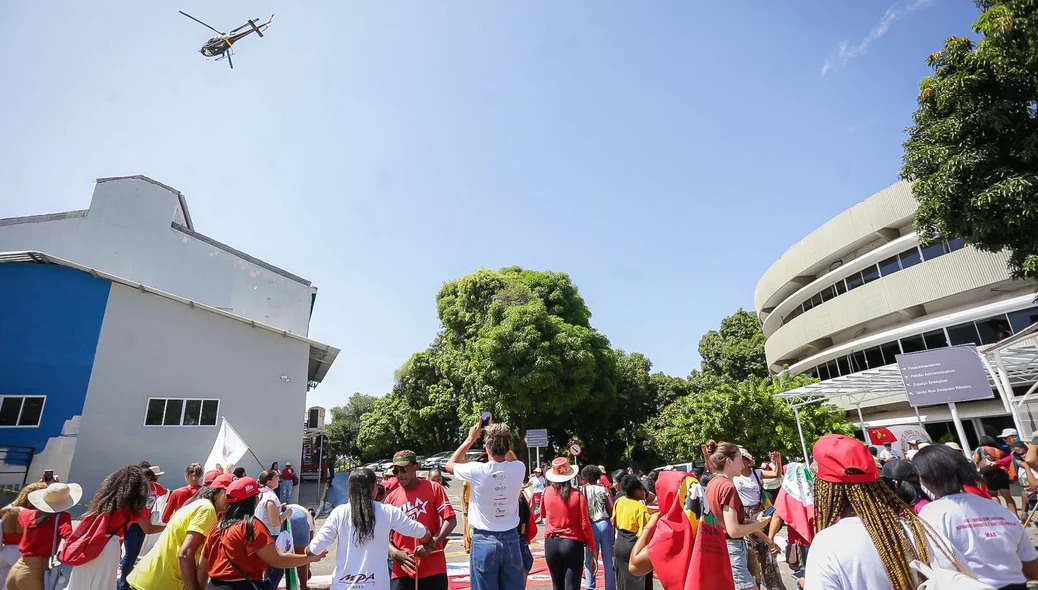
[814,471,930,589]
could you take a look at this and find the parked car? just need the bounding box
[421,451,452,470]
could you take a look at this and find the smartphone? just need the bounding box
[43,469,54,483]
[480,411,492,428]
[762,506,776,518]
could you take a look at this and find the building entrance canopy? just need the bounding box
[775,322,1038,460]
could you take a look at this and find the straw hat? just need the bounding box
[545,457,579,483]
[945,442,963,451]
[150,466,165,477]
[28,482,82,513]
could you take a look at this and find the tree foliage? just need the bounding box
[650,375,852,462]
[696,308,769,381]
[901,0,1038,280]
[324,393,377,462]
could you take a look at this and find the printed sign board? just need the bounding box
[896,346,994,408]
[526,429,549,447]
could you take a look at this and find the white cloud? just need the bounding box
[821,0,936,76]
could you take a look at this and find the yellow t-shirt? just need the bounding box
[128,498,217,590]
[612,496,651,535]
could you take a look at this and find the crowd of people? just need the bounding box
[5,422,1038,590]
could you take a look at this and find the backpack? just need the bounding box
[58,512,127,566]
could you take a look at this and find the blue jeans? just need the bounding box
[583,520,615,590]
[118,522,145,590]
[267,566,284,589]
[279,480,293,503]
[469,529,525,590]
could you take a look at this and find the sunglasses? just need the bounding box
[392,466,411,475]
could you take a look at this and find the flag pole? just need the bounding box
[248,447,265,470]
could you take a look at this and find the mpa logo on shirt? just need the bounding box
[339,572,375,588]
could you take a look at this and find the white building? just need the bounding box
[0,176,339,495]
[755,180,1038,450]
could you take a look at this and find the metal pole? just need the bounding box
[855,404,868,441]
[794,406,810,463]
[993,351,1026,434]
[535,447,540,470]
[948,402,971,456]
[913,406,925,431]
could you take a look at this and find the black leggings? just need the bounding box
[545,537,586,590]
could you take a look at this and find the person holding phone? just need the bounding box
[732,448,782,589]
[445,420,526,590]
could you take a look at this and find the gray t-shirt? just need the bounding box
[581,484,611,522]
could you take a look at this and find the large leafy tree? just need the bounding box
[697,309,769,381]
[902,0,1038,280]
[324,393,377,462]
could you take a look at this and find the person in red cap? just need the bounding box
[198,477,325,589]
[806,434,956,589]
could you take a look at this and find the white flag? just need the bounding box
[204,418,250,473]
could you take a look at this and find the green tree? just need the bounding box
[901,0,1038,280]
[324,393,377,463]
[649,374,851,463]
[697,309,768,381]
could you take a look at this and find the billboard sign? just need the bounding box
[896,346,994,408]
[526,429,549,448]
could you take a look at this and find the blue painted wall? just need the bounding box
[0,263,110,458]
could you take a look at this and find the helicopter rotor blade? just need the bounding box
[226,51,233,69]
[179,11,226,36]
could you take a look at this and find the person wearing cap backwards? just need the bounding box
[163,463,206,524]
[308,468,431,590]
[384,450,457,590]
[915,443,1038,589]
[128,473,233,590]
[806,434,964,590]
[198,477,325,589]
[445,421,526,590]
[3,482,78,590]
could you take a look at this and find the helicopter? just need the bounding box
[179,11,273,69]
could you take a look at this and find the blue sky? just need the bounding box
[0,1,981,410]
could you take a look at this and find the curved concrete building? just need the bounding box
[756,180,1038,447]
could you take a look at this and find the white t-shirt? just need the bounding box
[453,460,526,531]
[732,470,763,507]
[308,501,427,590]
[254,487,282,534]
[528,474,545,493]
[806,517,923,589]
[879,448,901,461]
[920,493,1038,587]
[906,449,918,461]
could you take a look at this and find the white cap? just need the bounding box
[533,467,542,473]
[999,428,1018,439]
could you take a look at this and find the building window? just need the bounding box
[920,241,947,261]
[144,398,219,427]
[816,363,831,381]
[946,237,965,252]
[898,247,922,269]
[836,356,851,377]
[845,271,865,291]
[809,293,823,308]
[947,322,981,346]
[881,341,902,365]
[878,255,901,277]
[0,396,45,427]
[922,329,949,350]
[900,334,926,354]
[863,346,884,369]
[1008,307,1038,334]
[861,265,880,284]
[833,280,847,296]
[976,315,1013,345]
[851,351,868,373]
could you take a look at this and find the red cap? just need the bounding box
[812,434,879,484]
[210,474,235,490]
[226,477,261,502]
[203,470,222,486]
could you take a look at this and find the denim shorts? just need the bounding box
[520,541,533,573]
[726,538,755,590]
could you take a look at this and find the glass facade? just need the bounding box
[801,306,1038,381]
[781,239,968,326]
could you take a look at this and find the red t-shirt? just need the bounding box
[281,468,297,484]
[203,519,274,581]
[706,476,745,539]
[162,484,201,522]
[105,507,148,536]
[385,480,456,578]
[598,474,611,488]
[17,509,73,557]
[383,477,400,494]
[540,487,596,552]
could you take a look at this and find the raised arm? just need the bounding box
[445,424,483,475]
